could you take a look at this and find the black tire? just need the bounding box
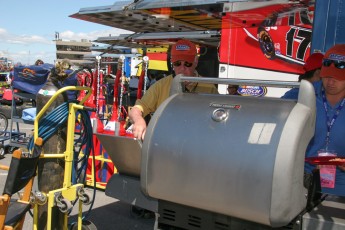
[70,220,97,230]
[0,144,5,159]
[0,113,8,134]
[258,27,275,60]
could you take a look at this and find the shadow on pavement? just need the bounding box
[70,200,155,230]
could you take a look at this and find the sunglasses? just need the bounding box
[322,59,345,69]
[173,61,193,67]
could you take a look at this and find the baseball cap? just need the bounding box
[320,44,345,81]
[171,39,197,63]
[303,53,324,72]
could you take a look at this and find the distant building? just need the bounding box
[55,39,94,66]
[0,57,13,72]
[0,57,12,66]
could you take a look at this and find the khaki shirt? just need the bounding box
[134,74,218,117]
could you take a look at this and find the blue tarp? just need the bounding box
[13,64,78,98]
[13,63,54,94]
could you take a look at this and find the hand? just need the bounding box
[129,107,147,140]
[132,117,147,140]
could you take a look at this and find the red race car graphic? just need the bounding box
[254,6,313,65]
[219,3,314,75]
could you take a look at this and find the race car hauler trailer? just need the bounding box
[70,0,345,229]
[71,0,344,97]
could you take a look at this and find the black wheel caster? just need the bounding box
[70,220,97,230]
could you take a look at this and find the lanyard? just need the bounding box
[322,88,345,149]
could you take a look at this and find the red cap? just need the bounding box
[303,53,324,72]
[320,44,345,81]
[171,40,197,63]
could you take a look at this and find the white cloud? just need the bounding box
[58,28,132,42]
[0,28,52,45]
[0,27,132,65]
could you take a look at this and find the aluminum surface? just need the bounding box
[96,134,141,177]
[141,80,315,227]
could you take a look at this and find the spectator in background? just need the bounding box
[282,52,324,99]
[227,84,240,95]
[35,59,44,66]
[299,52,324,82]
[148,72,157,87]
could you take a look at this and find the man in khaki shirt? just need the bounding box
[129,39,218,140]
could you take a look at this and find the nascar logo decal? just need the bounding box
[329,54,345,61]
[238,86,267,97]
[176,44,191,51]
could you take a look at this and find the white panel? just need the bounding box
[218,64,298,97]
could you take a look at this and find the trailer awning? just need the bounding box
[70,0,309,48]
[70,0,300,32]
[70,0,227,33]
[94,30,221,48]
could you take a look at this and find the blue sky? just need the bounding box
[0,0,131,65]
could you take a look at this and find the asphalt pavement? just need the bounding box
[0,120,155,230]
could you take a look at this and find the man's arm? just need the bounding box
[129,76,171,140]
[129,106,147,140]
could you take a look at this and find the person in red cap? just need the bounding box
[299,52,324,82]
[305,44,345,196]
[129,39,218,140]
[282,52,324,99]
